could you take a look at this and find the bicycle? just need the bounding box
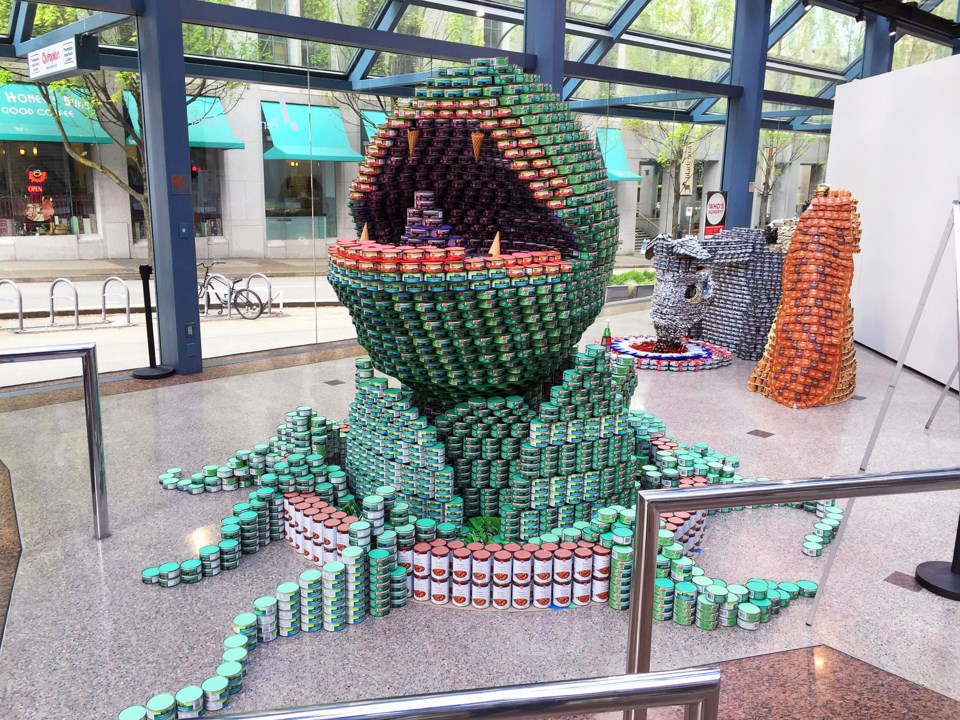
[197,261,264,320]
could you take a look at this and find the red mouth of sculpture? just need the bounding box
[348,117,577,260]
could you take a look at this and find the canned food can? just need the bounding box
[492,581,512,609]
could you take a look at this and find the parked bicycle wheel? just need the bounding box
[233,288,264,319]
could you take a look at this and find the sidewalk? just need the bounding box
[0,253,651,283]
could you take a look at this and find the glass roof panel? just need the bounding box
[602,43,729,82]
[764,69,830,96]
[570,81,700,111]
[0,2,11,36]
[629,0,736,51]
[768,7,864,71]
[205,0,389,27]
[770,0,795,19]
[389,5,523,52]
[566,0,622,25]
[367,53,468,79]
[32,5,95,35]
[929,0,958,20]
[181,23,355,73]
[893,35,952,70]
[98,18,137,47]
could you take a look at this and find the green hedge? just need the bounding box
[608,269,655,286]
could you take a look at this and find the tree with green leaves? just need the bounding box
[0,1,255,250]
[756,130,812,226]
[627,120,717,231]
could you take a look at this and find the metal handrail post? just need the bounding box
[0,342,110,539]
[100,276,131,325]
[0,278,24,332]
[625,466,960,720]
[215,669,721,720]
[49,277,80,328]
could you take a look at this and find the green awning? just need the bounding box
[360,110,387,140]
[261,102,363,162]
[596,128,642,182]
[0,83,112,144]
[124,92,245,149]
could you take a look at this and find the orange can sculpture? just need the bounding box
[748,185,862,408]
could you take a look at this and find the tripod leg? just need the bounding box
[925,362,959,430]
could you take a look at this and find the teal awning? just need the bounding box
[596,128,642,182]
[360,110,387,140]
[125,92,245,149]
[0,83,112,144]
[261,102,363,162]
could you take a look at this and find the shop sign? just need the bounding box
[27,35,99,82]
[679,146,695,196]
[703,191,727,237]
[2,87,94,119]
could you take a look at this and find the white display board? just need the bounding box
[827,54,959,388]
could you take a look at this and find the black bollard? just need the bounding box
[132,264,174,379]
[916,512,960,601]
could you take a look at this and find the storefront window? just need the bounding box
[0,141,95,237]
[191,147,224,237]
[263,158,337,240]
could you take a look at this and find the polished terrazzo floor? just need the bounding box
[0,310,958,719]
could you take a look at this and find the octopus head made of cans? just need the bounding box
[648,235,716,353]
[329,58,620,411]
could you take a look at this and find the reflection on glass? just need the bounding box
[600,44,729,83]
[630,0,736,50]
[893,35,951,71]
[768,7,864,71]
[0,140,94,237]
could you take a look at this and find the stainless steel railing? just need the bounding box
[624,466,960,720]
[0,342,110,539]
[215,670,721,720]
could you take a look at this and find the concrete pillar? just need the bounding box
[222,89,267,258]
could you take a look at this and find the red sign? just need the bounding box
[703,191,727,237]
[171,174,185,189]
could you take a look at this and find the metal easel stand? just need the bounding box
[807,200,960,623]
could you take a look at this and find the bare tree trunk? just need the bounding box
[672,164,682,231]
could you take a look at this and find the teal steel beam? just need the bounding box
[564,60,742,97]
[862,15,895,76]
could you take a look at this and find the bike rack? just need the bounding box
[208,273,233,318]
[244,272,281,316]
[0,278,24,332]
[100,276,131,325]
[49,277,80,328]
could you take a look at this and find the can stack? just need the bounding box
[322,561,347,631]
[345,362,462,527]
[699,228,786,362]
[342,546,369,624]
[216,659,244,697]
[653,577,674,620]
[232,612,257,651]
[254,595,279,644]
[173,686,203,719]
[299,569,323,633]
[200,545,220,577]
[201,676,230,713]
[276,582,301,637]
[339,57,620,410]
[433,346,636,541]
[608,544,632,611]
[672,581,697,626]
[144,693,175,720]
[369,548,394,615]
